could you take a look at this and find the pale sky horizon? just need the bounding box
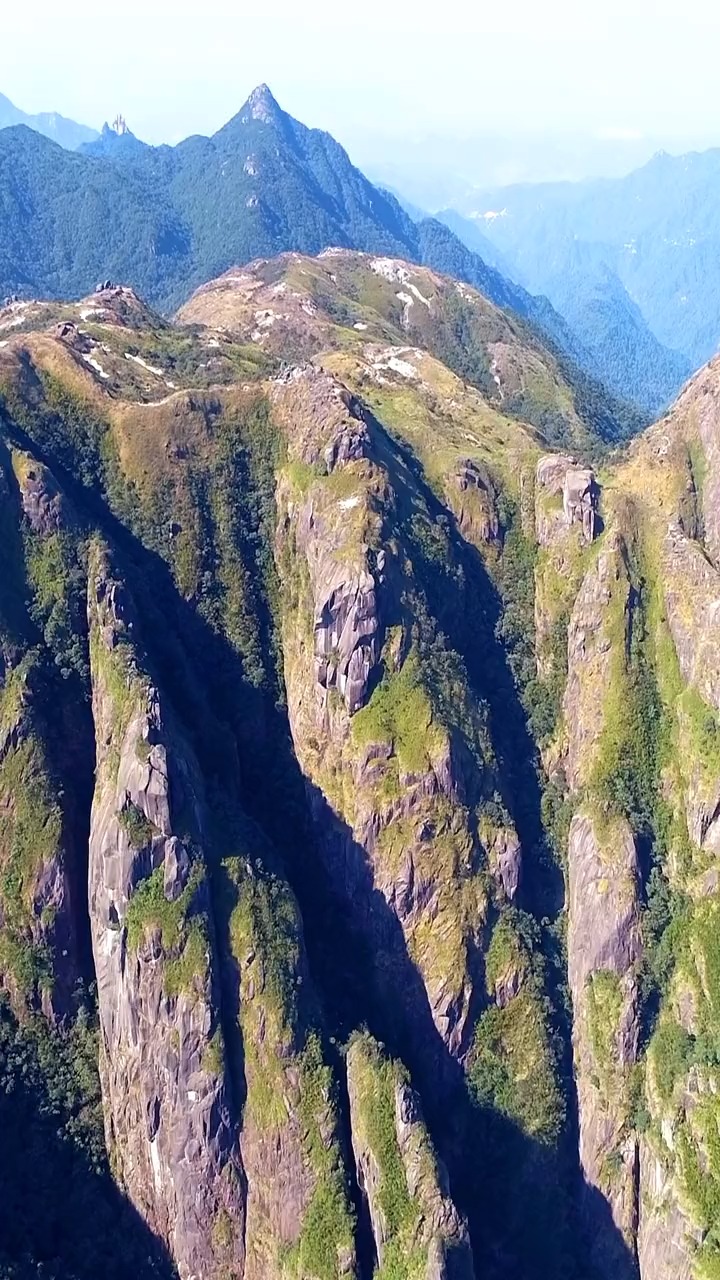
[3,0,720,184]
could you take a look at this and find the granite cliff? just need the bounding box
[0,256,718,1280]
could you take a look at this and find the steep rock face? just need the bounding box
[602,394,720,1279]
[4,267,706,1280]
[0,656,80,1019]
[688,366,720,563]
[637,1143,696,1280]
[272,368,380,714]
[273,366,505,1076]
[224,852,357,1280]
[0,336,359,1280]
[535,454,598,550]
[346,1034,475,1280]
[661,519,720,854]
[567,812,641,1268]
[87,542,247,1280]
[533,453,599,687]
[662,519,720,714]
[446,458,500,547]
[14,453,66,535]
[563,532,628,793]
[561,531,642,1273]
[0,447,82,1019]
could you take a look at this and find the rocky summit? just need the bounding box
[1,249,720,1280]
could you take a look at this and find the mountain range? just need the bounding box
[0,85,647,429]
[453,148,720,376]
[0,91,98,150]
[5,65,720,1280]
[4,84,720,418]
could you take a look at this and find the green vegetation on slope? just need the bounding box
[470,912,565,1146]
[125,862,210,999]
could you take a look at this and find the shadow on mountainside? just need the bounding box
[366,422,642,1279]
[297,784,640,1280]
[0,406,639,1280]
[0,1003,177,1280]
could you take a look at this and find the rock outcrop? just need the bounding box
[533,452,601,687]
[272,368,382,714]
[688,365,720,563]
[567,812,641,1269]
[13,453,66,535]
[563,532,629,792]
[0,448,81,1019]
[0,656,80,1019]
[535,453,598,548]
[446,458,500,546]
[87,541,247,1280]
[637,1142,696,1280]
[561,530,642,1275]
[273,367,505,1081]
[346,1034,475,1280]
[10,254,720,1280]
[662,518,720,714]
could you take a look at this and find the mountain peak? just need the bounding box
[239,83,283,126]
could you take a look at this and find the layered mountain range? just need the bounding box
[5,82,720,421]
[0,86,551,325]
[0,84,650,439]
[0,91,98,151]
[448,149,720,409]
[1,232,720,1280]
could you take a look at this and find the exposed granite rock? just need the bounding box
[564,467,597,542]
[563,532,630,792]
[491,959,524,1011]
[87,542,246,1280]
[446,458,500,546]
[637,1139,697,1280]
[536,453,576,495]
[312,562,380,714]
[536,453,598,548]
[662,518,720,714]
[567,812,641,1274]
[358,747,484,1060]
[559,521,642,1274]
[661,518,720,852]
[14,454,66,534]
[534,454,602,686]
[227,848,357,1280]
[271,364,370,473]
[486,827,522,903]
[346,1036,474,1279]
[274,368,496,1085]
[678,698,720,857]
[691,371,720,563]
[274,367,381,714]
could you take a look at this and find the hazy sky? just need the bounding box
[3,0,720,155]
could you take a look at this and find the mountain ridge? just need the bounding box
[457,147,720,371]
[0,84,643,422]
[0,90,98,150]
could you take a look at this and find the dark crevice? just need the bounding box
[0,1000,178,1280]
[334,1050,377,1280]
